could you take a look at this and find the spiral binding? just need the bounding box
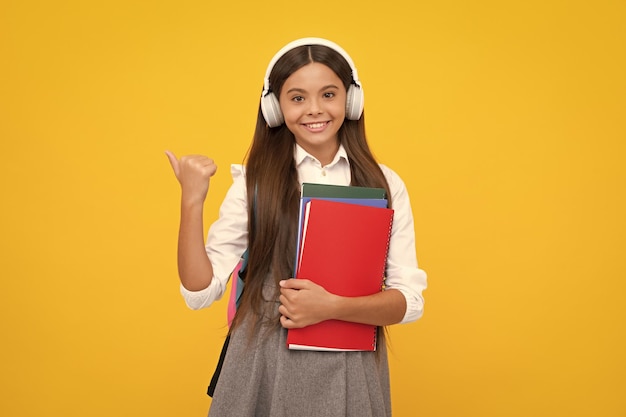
[372,209,394,351]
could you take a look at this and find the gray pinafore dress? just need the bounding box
[208,278,392,417]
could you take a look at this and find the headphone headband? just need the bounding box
[262,37,362,98]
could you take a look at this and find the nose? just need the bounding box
[307,97,322,115]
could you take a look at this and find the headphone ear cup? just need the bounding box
[260,92,284,128]
[345,84,364,121]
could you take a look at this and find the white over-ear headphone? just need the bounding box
[260,37,364,128]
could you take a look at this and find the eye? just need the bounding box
[291,95,305,102]
[323,92,335,99]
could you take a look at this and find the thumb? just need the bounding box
[164,150,180,178]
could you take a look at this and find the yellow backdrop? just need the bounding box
[1,0,625,416]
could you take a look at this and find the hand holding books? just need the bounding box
[278,278,340,329]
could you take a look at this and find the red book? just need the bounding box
[287,199,394,351]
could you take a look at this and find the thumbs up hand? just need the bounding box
[165,150,217,206]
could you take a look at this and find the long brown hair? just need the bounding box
[232,44,392,340]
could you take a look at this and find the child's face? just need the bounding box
[278,62,346,165]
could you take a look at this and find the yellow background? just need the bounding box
[1,0,625,416]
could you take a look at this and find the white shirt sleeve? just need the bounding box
[179,165,249,310]
[380,165,428,324]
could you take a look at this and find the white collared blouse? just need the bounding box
[180,144,427,324]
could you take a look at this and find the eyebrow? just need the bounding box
[285,84,340,94]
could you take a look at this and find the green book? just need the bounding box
[301,183,387,200]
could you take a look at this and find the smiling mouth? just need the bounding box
[304,122,328,129]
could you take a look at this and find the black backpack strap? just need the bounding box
[207,334,230,397]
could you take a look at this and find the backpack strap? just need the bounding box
[226,183,255,326]
[226,249,248,327]
[208,185,255,397]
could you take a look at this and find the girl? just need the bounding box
[166,37,427,417]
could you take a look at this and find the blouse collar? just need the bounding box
[294,143,349,168]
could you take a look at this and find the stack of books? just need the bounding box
[287,183,394,352]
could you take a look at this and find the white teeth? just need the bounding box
[306,122,326,129]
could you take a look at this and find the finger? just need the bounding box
[279,279,308,290]
[201,157,218,176]
[180,155,218,177]
[278,303,289,317]
[279,293,288,305]
[280,315,295,329]
[164,150,180,177]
